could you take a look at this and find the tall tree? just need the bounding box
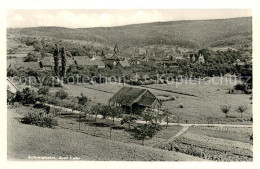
[61,47,67,78]
[53,44,59,77]
[114,43,119,54]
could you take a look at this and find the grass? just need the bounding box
[58,114,183,147]
[8,107,202,161]
[145,77,252,124]
[49,77,252,125]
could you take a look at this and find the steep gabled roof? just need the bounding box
[109,87,147,106]
[138,96,157,107]
[119,60,130,67]
[74,58,105,66]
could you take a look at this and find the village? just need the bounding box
[6,16,253,161]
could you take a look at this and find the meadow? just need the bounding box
[49,77,252,125]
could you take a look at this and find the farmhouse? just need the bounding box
[109,87,161,114]
[74,58,105,68]
[39,59,53,70]
[7,60,41,71]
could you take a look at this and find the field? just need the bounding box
[8,106,203,161]
[8,105,252,161]
[145,77,252,124]
[166,126,253,161]
[49,77,252,125]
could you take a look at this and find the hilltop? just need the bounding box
[7,17,252,49]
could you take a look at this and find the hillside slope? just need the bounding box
[8,17,252,48]
[8,109,204,161]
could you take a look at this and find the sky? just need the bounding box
[7,9,252,28]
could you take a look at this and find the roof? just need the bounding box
[74,56,88,60]
[7,78,19,93]
[91,56,102,60]
[66,59,75,66]
[40,59,53,66]
[106,53,121,61]
[109,87,160,107]
[42,56,53,61]
[109,87,147,106]
[7,60,40,70]
[74,58,105,66]
[119,60,130,67]
[138,96,157,107]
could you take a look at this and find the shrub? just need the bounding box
[178,104,184,108]
[21,112,58,128]
[38,87,49,95]
[220,105,231,117]
[55,89,68,100]
[234,83,248,94]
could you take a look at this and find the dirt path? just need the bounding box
[164,126,190,144]
[46,104,252,128]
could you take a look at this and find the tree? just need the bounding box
[236,105,247,118]
[77,93,90,118]
[132,123,161,145]
[22,87,37,104]
[90,103,101,122]
[121,114,137,130]
[162,110,171,129]
[99,105,110,119]
[38,87,49,95]
[220,105,231,117]
[109,106,124,124]
[55,89,68,115]
[77,93,89,106]
[53,44,59,77]
[61,47,67,78]
[142,109,153,124]
[33,41,43,52]
[55,89,68,100]
[142,108,161,124]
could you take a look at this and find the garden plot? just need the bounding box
[170,131,253,161]
[188,126,252,143]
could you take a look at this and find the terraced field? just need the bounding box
[161,126,253,161]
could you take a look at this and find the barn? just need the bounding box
[109,87,161,114]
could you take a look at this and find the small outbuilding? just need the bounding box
[109,87,161,114]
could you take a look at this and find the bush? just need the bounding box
[55,89,68,100]
[21,112,58,128]
[178,104,184,108]
[234,83,248,94]
[38,87,49,95]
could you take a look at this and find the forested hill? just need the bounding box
[8,17,252,48]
